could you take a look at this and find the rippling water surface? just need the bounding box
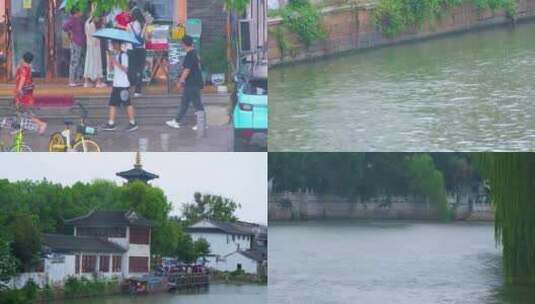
[269,221,535,304]
[64,284,266,304]
[269,22,535,151]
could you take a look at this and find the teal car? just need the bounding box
[232,75,268,151]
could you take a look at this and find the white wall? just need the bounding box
[190,232,251,257]
[46,254,76,287]
[217,252,257,274]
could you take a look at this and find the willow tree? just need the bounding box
[476,153,535,284]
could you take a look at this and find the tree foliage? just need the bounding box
[372,0,517,37]
[0,238,17,289]
[0,179,222,269]
[181,192,241,225]
[66,0,128,16]
[269,153,480,218]
[475,153,535,284]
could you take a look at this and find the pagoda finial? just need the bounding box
[135,152,142,169]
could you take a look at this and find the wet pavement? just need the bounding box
[0,94,259,152]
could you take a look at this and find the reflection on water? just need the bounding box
[269,221,535,304]
[63,284,266,304]
[269,22,535,151]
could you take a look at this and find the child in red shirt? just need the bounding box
[14,52,47,134]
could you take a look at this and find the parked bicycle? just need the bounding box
[0,104,35,152]
[48,103,101,152]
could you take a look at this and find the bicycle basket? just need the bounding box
[77,125,96,136]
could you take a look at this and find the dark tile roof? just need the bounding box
[116,168,159,182]
[238,249,266,262]
[187,218,262,236]
[42,234,126,254]
[65,210,152,227]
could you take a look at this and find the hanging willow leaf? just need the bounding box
[475,153,535,284]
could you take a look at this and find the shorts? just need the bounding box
[109,87,131,107]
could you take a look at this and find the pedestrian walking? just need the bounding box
[101,41,138,132]
[14,52,47,134]
[166,35,205,130]
[127,8,147,97]
[63,8,86,87]
[84,16,106,88]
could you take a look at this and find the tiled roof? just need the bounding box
[65,210,152,227]
[187,218,265,236]
[116,168,159,181]
[42,233,126,254]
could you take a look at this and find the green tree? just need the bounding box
[475,153,535,284]
[406,154,450,220]
[181,193,241,225]
[9,215,41,270]
[193,238,211,260]
[223,0,250,13]
[66,0,128,16]
[0,238,17,290]
[175,233,196,263]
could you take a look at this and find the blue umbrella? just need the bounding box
[59,0,66,10]
[93,28,140,44]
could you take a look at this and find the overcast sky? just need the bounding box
[0,153,267,224]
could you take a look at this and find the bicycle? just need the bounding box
[48,103,101,152]
[0,104,35,152]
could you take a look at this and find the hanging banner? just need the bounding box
[23,0,32,9]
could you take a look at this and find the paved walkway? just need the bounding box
[0,93,245,152]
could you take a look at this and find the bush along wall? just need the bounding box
[279,0,327,48]
[372,0,517,37]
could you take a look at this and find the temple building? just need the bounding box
[116,152,159,184]
[11,210,152,288]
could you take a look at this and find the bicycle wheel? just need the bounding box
[10,144,32,152]
[48,132,67,152]
[72,139,101,152]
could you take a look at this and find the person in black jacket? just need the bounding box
[166,35,205,130]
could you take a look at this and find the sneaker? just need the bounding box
[166,120,180,129]
[192,125,207,131]
[101,123,117,131]
[83,82,93,88]
[134,93,142,98]
[69,83,78,87]
[125,122,139,132]
[96,83,107,88]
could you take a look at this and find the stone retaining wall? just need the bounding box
[269,192,494,221]
[268,0,535,65]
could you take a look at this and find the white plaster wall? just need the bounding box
[190,232,251,259]
[217,252,257,274]
[46,254,76,287]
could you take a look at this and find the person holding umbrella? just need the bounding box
[93,28,141,132]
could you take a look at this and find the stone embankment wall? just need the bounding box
[269,192,494,221]
[268,0,535,65]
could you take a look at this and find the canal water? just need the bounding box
[269,22,535,151]
[269,221,535,304]
[63,284,266,304]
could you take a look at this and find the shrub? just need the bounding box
[281,0,327,47]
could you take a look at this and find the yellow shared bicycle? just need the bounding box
[48,103,101,152]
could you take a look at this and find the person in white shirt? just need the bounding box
[101,40,138,132]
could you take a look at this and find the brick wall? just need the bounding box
[187,0,227,49]
[269,0,535,66]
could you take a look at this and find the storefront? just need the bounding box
[0,0,187,82]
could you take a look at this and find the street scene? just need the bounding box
[0,152,268,303]
[0,0,268,152]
